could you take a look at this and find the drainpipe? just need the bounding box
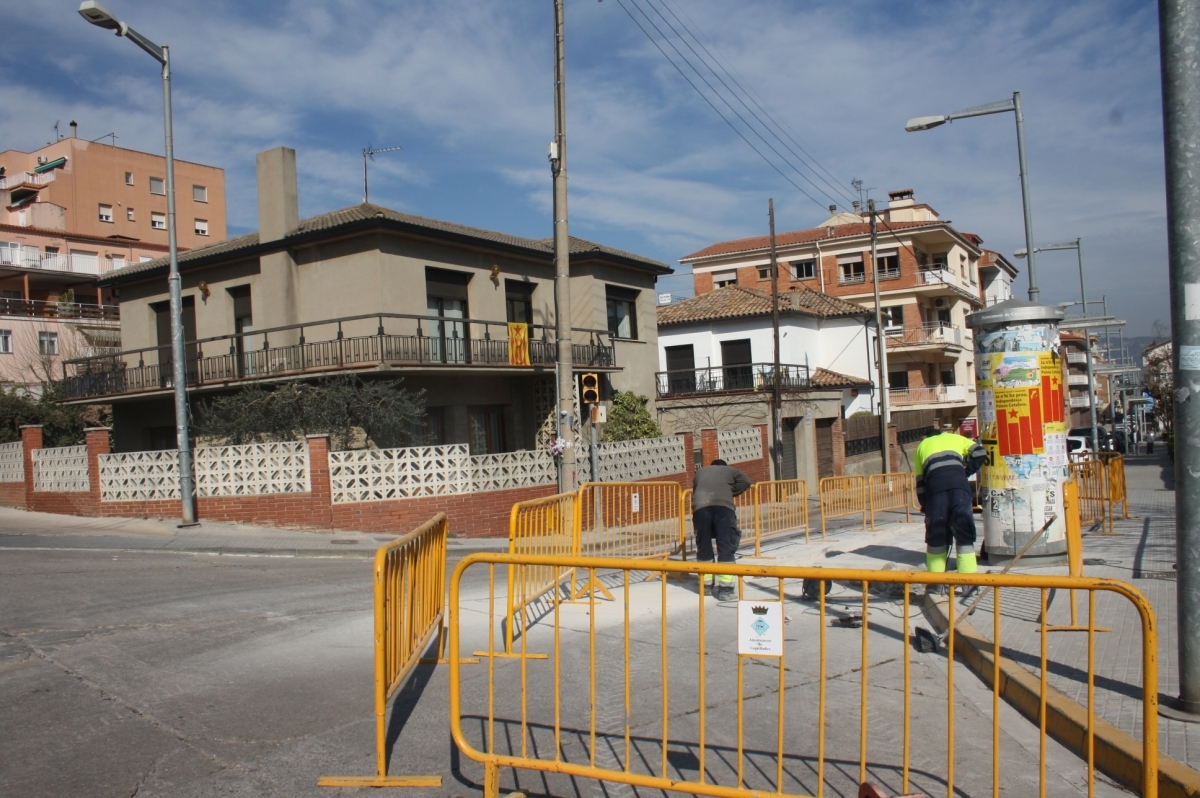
[815,240,825,293]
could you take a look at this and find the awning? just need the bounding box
[74,326,122,344]
[33,157,66,174]
[8,192,37,208]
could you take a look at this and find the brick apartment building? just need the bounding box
[0,130,226,390]
[679,189,1016,430]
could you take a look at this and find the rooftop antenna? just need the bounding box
[850,178,876,209]
[54,121,61,140]
[362,143,402,204]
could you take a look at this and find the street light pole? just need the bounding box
[550,0,576,493]
[906,92,1039,301]
[768,199,782,481]
[868,200,891,470]
[78,1,196,525]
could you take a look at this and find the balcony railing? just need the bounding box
[886,322,964,349]
[655,363,810,398]
[0,298,119,322]
[58,312,616,401]
[837,271,866,286]
[0,249,125,275]
[0,170,56,190]
[888,385,969,406]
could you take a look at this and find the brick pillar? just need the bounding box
[21,424,42,508]
[85,427,111,511]
[306,434,334,529]
[887,424,900,472]
[755,424,771,480]
[677,431,695,483]
[699,428,719,466]
[831,415,846,476]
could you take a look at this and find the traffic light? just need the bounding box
[581,373,600,404]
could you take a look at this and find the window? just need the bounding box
[837,256,865,285]
[790,260,815,280]
[151,212,166,230]
[875,249,899,278]
[712,270,737,288]
[0,330,12,354]
[193,185,208,202]
[882,305,905,330]
[941,368,956,386]
[426,267,471,364]
[888,370,909,389]
[149,176,165,195]
[126,207,135,221]
[757,265,772,280]
[606,286,639,339]
[124,171,134,186]
[400,407,445,446]
[1,290,20,299]
[930,253,949,270]
[505,280,534,325]
[960,254,968,278]
[98,204,113,223]
[38,331,58,356]
[194,219,209,236]
[139,255,154,262]
[468,406,507,454]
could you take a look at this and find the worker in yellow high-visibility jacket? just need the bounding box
[913,428,987,574]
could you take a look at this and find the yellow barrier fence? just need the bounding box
[449,553,1159,798]
[320,513,451,789]
[1070,458,1113,535]
[868,472,911,528]
[1106,454,1130,520]
[575,481,685,560]
[751,479,810,553]
[507,492,577,652]
[819,474,867,536]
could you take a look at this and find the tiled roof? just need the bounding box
[811,367,871,388]
[99,202,671,284]
[656,285,868,326]
[681,220,939,262]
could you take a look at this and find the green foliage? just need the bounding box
[850,410,874,418]
[0,385,106,447]
[602,390,662,442]
[194,375,426,449]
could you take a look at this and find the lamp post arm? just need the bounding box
[122,25,165,63]
[945,99,1016,122]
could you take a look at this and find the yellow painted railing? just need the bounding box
[1070,458,1113,534]
[868,472,911,528]
[818,474,867,536]
[507,492,576,652]
[319,513,450,788]
[449,553,1159,798]
[751,479,810,552]
[575,481,685,560]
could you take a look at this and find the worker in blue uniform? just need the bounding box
[913,428,988,574]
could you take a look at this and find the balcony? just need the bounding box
[888,384,969,406]
[837,271,866,286]
[1066,352,1088,365]
[0,249,124,276]
[0,298,119,323]
[655,363,810,399]
[58,312,616,401]
[0,170,56,191]
[886,322,965,349]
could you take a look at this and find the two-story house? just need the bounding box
[60,147,669,453]
[0,131,225,391]
[679,189,1008,430]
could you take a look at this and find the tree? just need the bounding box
[602,391,662,442]
[194,374,426,449]
[0,383,106,447]
[1142,338,1173,450]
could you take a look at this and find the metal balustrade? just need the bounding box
[888,385,969,406]
[885,322,964,348]
[0,297,119,322]
[59,311,616,400]
[655,363,810,398]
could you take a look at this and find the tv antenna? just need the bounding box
[362,144,402,203]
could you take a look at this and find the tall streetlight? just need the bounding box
[906,92,1041,302]
[79,1,196,525]
[1015,239,1098,449]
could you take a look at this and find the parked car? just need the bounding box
[1066,435,1093,455]
[1069,426,1112,452]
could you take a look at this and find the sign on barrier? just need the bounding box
[320,513,453,789]
[868,472,911,528]
[819,474,867,536]
[449,553,1159,798]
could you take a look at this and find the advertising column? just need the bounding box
[965,300,1068,559]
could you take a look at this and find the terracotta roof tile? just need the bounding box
[811,367,871,388]
[656,285,868,326]
[681,220,937,262]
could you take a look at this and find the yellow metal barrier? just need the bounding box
[507,492,577,652]
[819,474,867,537]
[867,472,911,528]
[1106,454,1131,520]
[750,479,810,553]
[449,553,1159,798]
[1070,458,1113,535]
[319,513,450,789]
[575,481,685,560]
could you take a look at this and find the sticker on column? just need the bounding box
[738,601,783,657]
[631,492,640,513]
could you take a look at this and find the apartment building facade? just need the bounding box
[680,189,1006,429]
[60,147,669,453]
[0,133,224,389]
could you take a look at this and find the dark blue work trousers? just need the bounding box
[923,488,977,550]
[694,505,740,563]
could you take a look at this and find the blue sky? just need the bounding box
[0,0,1168,336]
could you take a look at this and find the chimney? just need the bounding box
[852,200,861,214]
[69,120,77,138]
[828,204,837,215]
[257,147,299,243]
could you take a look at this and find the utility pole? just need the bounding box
[1074,240,1101,454]
[551,0,576,494]
[1161,0,1200,714]
[769,199,782,480]
[868,200,891,471]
